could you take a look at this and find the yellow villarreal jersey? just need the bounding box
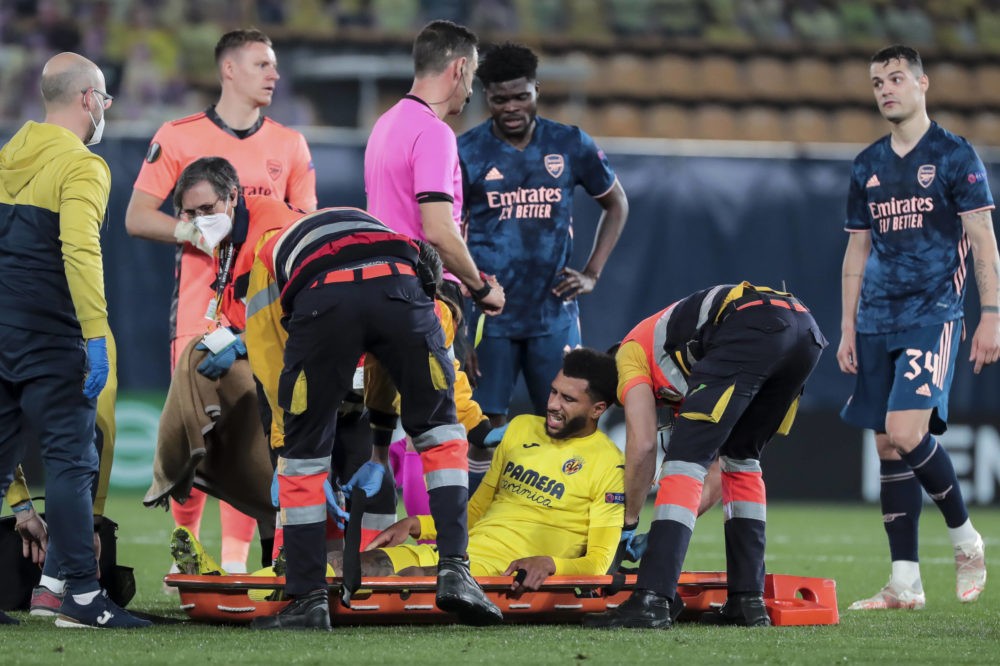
[469,414,624,566]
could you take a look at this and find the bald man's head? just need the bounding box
[40,52,104,108]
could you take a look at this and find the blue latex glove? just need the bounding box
[620,521,648,562]
[270,469,280,509]
[341,461,386,499]
[83,337,109,399]
[195,336,246,380]
[625,532,648,562]
[324,479,349,529]
[482,423,508,448]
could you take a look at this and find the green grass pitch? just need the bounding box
[4,493,998,665]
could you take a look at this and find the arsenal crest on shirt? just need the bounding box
[267,159,282,181]
[917,164,936,188]
[544,154,564,178]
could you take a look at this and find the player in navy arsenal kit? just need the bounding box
[459,43,628,435]
[838,45,1000,610]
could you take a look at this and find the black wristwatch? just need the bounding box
[470,271,492,302]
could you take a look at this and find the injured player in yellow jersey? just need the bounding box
[336,349,626,597]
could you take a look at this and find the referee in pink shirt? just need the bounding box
[364,20,504,317]
[363,21,507,523]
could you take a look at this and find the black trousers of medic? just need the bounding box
[639,302,826,600]
[277,272,469,596]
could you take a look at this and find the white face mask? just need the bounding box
[193,200,233,250]
[85,92,105,146]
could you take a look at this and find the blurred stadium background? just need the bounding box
[3,0,1000,506]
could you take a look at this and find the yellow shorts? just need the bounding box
[382,539,510,577]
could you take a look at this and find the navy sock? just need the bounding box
[901,434,969,529]
[636,520,692,601]
[427,485,469,558]
[879,459,922,562]
[724,518,767,594]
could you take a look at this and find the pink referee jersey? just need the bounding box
[364,95,463,279]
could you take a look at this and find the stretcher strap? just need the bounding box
[340,487,366,608]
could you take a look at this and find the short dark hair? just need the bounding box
[173,157,240,213]
[871,44,923,76]
[412,20,478,77]
[215,28,272,65]
[562,348,618,406]
[477,42,538,87]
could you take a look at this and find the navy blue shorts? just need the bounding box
[472,320,581,416]
[841,319,961,434]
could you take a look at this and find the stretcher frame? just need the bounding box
[164,570,839,626]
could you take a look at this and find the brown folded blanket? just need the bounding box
[143,336,274,522]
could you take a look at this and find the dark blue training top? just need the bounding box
[845,121,994,334]
[459,116,617,338]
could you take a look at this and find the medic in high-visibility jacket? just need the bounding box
[245,205,503,630]
[585,282,827,630]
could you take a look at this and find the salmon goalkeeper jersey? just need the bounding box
[417,414,624,575]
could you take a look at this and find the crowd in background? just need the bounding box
[3,0,1000,133]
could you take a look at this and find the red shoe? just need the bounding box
[29,585,64,617]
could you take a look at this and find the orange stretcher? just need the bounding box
[164,571,839,626]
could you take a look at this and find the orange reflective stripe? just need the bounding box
[619,375,653,400]
[721,470,766,504]
[771,299,791,309]
[419,438,469,473]
[360,528,380,551]
[654,474,703,513]
[622,307,675,395]
[314,262,416,287]
[278,472,327,509]
[735,299,765,311]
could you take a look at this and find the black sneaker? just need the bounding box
[251,589,331,631]
[0,609,18,625]
[582,589,673,629]
[55,590,152,629]
[435,556,503,626]
[700,593,772,627]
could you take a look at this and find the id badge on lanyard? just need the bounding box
[204,242,236,329]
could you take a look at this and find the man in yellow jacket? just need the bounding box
[0,52,148,628]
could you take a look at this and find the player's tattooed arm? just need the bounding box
[961,209,1000,310]
[961,209,1000,372]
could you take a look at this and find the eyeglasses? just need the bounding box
[82,88,113,109]
[179,197,223,220]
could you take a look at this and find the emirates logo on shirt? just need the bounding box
[267,159,283,181]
